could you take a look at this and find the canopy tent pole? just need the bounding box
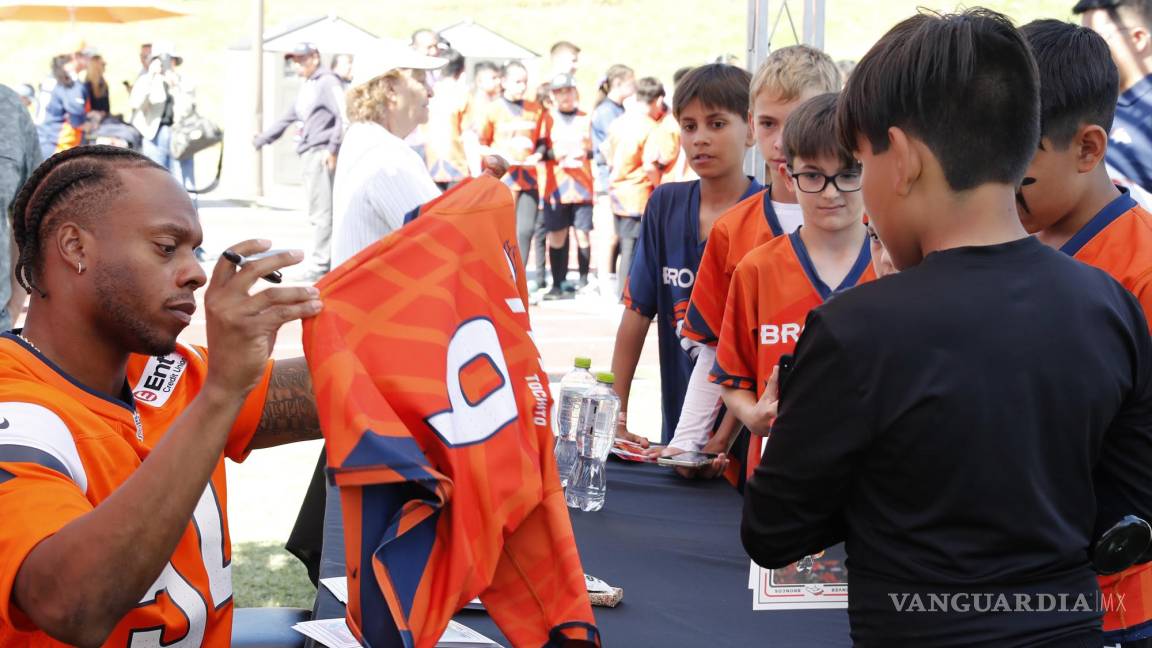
[252,0,263,197]
[746,0,770,182]
[745,0,825,183]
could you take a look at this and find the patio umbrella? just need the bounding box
[0,0,187,25]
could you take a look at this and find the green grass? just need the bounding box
[232,541,317,609]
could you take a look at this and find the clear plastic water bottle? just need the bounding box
[554,357,596,487]
[566,372,620,512]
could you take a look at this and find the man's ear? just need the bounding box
[54,222,89,274]
[1075,124,1109,173]
[887,126,921,197]
[778,162,795,193]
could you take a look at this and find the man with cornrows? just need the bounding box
[0,145,325,646]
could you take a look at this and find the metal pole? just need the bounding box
[252,0,264,198]
[747,0,770,182]
[803,0,825,49]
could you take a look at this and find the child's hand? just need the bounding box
[748,366,780,436]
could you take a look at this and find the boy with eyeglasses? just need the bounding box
[711,93,874,480]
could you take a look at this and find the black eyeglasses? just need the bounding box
[789,168,863,194]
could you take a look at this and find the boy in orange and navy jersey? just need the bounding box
[474,61,549,288]
[604,77,669,299]
[712,93,874,483]
[1019,20,1152,643]
[540,73,595,298]
[664,46,841,465]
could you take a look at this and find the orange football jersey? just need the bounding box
[712,232,874,479]
[540,108,594,206]
[0,338,272,647]
[475,98,546,194]
[642,111,684,185]
[304,176,598,648]
[605,111,662,217]
[1061,192,1152,638]
[681,190,780,346]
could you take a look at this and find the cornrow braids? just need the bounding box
[9,145,164,297]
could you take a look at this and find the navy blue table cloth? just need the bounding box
[311,458,851,646]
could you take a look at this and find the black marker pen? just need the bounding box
[221,249,285,284]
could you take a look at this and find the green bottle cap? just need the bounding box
[574,357,592,369]
[595,372,615,384]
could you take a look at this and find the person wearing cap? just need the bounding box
[540,72,596,298]
[1076,0,1152,194]
[330,42,446,267]
[129,44,196,189]
[253,42,346,282]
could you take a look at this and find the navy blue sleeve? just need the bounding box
[622,191,662,319]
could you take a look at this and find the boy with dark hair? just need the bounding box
[604,77,669,297]
[1074,0,1152,193]
[714,93,874,482]
[610,64,760,446]
[741,9,1152,645]
[662,45,840,472]
[1019,19,1152,644]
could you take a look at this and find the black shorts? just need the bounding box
[544,203,594,232]
[614,214,641,239]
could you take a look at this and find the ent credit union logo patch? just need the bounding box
[132,353,189,407]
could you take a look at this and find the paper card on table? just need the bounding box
[751,544,848,611]
[293,619,503,648]
[584,573,612,593]
[293,619,360,648]
[321,577,349,604]
[438,620,504,647]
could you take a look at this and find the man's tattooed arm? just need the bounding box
[247,357,322,450]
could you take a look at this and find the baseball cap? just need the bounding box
[350,40,446,89]
[549,73,577,91]
[284,42,318,60]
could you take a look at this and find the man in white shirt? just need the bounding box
[331,43,446,266]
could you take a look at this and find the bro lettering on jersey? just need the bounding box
[712,232,873,478]
[0,339,272,647]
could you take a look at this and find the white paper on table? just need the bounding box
[321,577,349,604]
[293,619,503,648]
[584,573,612,594]
[293,619,360,648]
[749,545,849,611]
